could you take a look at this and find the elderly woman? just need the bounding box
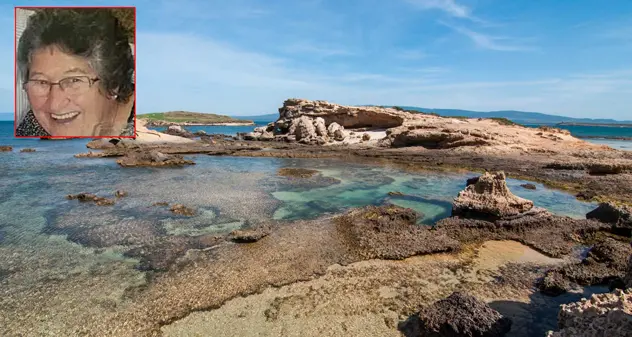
[16,8,135,137]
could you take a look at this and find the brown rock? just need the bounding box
[520,183,536,190]
[586,203,632,236]
[114,190,128,198]
[413,292,512,337]
[0,146,12,152]
[334,205,458,260]
[277,167,319,178]
[66,193,115,206]
[362,133,371,141]
[115,149,195,167]
[170,204,196,216]
[229,225,271,243]
[20,148,36,152]
[452,171,534,220]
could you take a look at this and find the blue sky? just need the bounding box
[2,0,632,119]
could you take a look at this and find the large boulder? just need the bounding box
[414,292,512,337]
[546,289,632,337]
[586,202,632,236]
[452,171,534,220]
[327,122,346,141]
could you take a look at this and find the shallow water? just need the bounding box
[0,122,603,334]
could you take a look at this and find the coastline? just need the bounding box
[141,120,256,127]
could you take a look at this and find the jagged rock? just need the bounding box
[546,289,632,337]
[335,205,458,260]
[452,171,534,220]
[586,162,631,175]
[413,292,512,337]
[0,146,12,152]
[587,203,632,236]
[327,122,345,141]
[538,270,572,296]
[293,116,316,141]
[313,117,328,138]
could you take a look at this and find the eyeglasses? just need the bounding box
[23,76,100,97]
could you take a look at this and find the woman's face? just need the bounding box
[26,45,118,136]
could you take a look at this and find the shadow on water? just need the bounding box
[398,286,610,337]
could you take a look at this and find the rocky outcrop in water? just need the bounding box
[546,289,632,337]
[409,292,512,337]
[0,145,12,152]
[452,171,534,220]
[116,150,195,167]
[587,203,632,237]
[439,172,609,258]
[20,148,35,152]
[335,205,459,259]
[66,193,115,206]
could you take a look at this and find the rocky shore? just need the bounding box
[4,98,632,337]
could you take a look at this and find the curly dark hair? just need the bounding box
[17,8,135,104]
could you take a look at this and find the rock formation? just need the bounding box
[411,292,512,337]
[452,171,534,220]
[587,202,632,236]
[163,125,196,138]
[246,98,414,144]
[115,149,195,167]
[66,193,115,206]
[546,289,632,337]
[0,146,12,152]
[335,205,458,259]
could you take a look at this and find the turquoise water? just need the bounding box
[0,120,606,333]
[524,123,632,139]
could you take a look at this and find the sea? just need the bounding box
[0,119,621,335]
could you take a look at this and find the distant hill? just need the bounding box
[389,106,632,125]
[138,111,254,126]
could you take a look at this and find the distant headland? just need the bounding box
[138,111,255,127]
[556,122,632,127]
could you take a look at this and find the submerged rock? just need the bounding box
[0,146,12,152]
[20,148,36,152]
[277,167,319,178]
[335,205,458,260]
[412,292,512,337]
[452,171,534,220]
[546,289,632,337]
[116,149,195,167]
[170,204,196,216]
[520,183,536,190]
[66,193,115,206]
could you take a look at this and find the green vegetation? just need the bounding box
[392,106,440,117]
[489,117,520,126]
[139,111,253,124]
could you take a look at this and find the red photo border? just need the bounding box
[13,6,137,139]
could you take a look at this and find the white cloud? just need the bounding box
[404,0,470,19]
[440,22,536,52]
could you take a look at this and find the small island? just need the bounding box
[138,111,255,127]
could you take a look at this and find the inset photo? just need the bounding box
[14,7,136,138]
